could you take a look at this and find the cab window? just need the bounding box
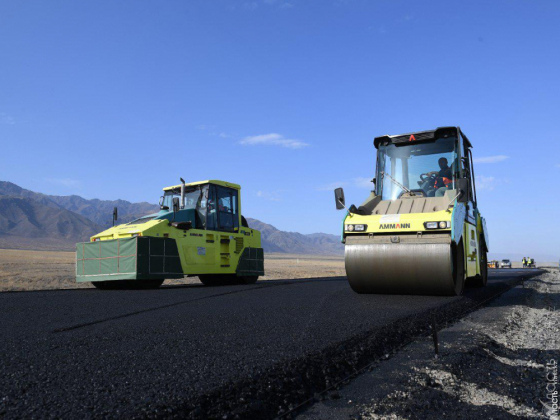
[216,186,239,231]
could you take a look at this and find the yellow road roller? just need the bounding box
[76,180,264,289]
[334,127,489,296]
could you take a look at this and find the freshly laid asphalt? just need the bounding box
[0,269,542,419]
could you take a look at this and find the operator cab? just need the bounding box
[335,126,478,215]
[128,180,241,232]
[376,134,459,199]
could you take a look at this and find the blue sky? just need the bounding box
[0,0,559,259]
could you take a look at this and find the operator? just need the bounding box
[421,157,453,197]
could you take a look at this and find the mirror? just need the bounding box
[334,188,345,210]
[455,178,470,203]
[159,196,169,210]
[171,197,180,223]
[172,197,180,213]
[112,207,118,226]
[372,177,376,187]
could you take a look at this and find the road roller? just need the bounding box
[76,179,264,289]
[334,126,489,296]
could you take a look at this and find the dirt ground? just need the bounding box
[0,249,345,292]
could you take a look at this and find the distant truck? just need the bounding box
[76,179,264,289]
[487,260,499,269]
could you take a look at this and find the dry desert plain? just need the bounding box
[1,248,556,292]
[0,248,346,292]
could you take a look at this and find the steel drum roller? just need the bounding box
[345,242,460,295]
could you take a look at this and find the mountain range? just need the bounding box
[0,181,343,255]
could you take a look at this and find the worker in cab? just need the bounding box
[420,157,454,197]
[430,157,453,197]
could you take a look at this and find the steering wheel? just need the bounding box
[420,172,438,182]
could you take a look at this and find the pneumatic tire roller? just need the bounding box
[76,180,265,289]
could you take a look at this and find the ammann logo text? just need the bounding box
[379,223,411,230]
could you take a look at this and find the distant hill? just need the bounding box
[0,181,159,228]
[246,218,343,255]
[0,196,102,251]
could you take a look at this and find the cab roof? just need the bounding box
[163,180,241,192]
[373,126,472,149]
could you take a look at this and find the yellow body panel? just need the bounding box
[343,210,451,234]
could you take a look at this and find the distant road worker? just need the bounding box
[522,257,526,268]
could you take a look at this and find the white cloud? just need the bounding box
[318,177,374,191]
[256,190,281,201]
[473,155,509,164]
[263,0,293,7]
[240,133,309,149]
[0,113,15,125]
[244,1,258,9]
[354,177,375,188]
[476,175,503,191]
[46,178,82,189]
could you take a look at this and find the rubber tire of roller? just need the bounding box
[467,238,488,288]
[453,240,466,296]
[198,275,236,286]
[92,279,164,290]
[237,276,259,285]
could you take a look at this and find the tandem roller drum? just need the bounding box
[345,241,464,296]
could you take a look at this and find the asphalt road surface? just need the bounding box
[0,269,542,419]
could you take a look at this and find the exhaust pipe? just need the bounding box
[180,177,185,209]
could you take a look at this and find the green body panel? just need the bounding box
[76,237,184,283]
[236,247,265,277]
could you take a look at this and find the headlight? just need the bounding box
[345,224,367,232]
[424,221,451,230]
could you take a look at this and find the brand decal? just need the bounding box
[190,233,203,237]
[197,247,206,256]
[379,223,411,230]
